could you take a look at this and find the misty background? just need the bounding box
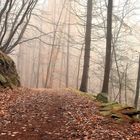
[7,0,140,107]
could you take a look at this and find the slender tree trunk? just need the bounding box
[59,47,64,88]
[102,0,113,94]
[124,64,128,105]
[36,0,47,88]
[17,46,22,75]
[49,44,61,88]
[36,44,41,88]
[66,3,71,88]
[134,54,140,108]
[50,3,68,88]
[44,0,66,88]
[80,0,93,92]
[76,45,83,89]
[30,44,36,87]
[118,83,122,103]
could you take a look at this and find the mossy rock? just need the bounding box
[96,93,108,103]
[100,102,122,111]
[0,74,7,83]
[99,102,122,117]
[0,51,20,88]
[100,102,118,107]
[99,101,140,122]
[119,107,140,118]
[100,110,112,116]
[110,113,132,123]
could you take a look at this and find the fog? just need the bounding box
[6,0,140,107]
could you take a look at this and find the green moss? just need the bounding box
[100,102,122,111]
[100,110,111,116]
[66,88,140,122]
[0,51,20,88]
[0,74,7,83]
[67,88,96,100]
[99,101,140,122]
[96,93,108,103]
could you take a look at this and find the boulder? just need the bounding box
[99,102,140,122]
[0,51,20,88]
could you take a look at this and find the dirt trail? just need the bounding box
[0,88,140,140]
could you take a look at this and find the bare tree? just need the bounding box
[80,0,93,92]
[76,45,84,89]
[44,0,67,88]
[0,0,38,54]
[66,1,71,88]
[102,0,113,94]
[134,54,140,108]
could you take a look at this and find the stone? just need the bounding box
[0,51,20,88]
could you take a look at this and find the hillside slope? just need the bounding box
[0,88,140,140]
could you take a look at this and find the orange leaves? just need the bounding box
[0,110,5,117]
[0,88,140,139]
[131,123,140,133]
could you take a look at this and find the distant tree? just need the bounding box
[66,1,71,88]
[0,0,38,54]
[80,0,93,92]
[77,45,84,89]
[44,0,67,88]
[101,0,113,94]
[134,54,140,108]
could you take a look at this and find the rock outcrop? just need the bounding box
[0,51,20,88]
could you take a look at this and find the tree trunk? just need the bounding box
[134,54,140,109]
[102,0,113,94]
[76,45,83,89]
[36,44,41,88]
[66,2,71,88]
[80,0,93,92]
[124,64,128,105]
[44,0,66,88]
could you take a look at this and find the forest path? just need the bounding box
[0,88,140,140]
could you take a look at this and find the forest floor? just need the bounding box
[0,88,140,140]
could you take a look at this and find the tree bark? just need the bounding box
[66,2,71,88]
[77,45,83,89]
[102,0,113,94]
[134,54,140,109]
[80,0,93,92]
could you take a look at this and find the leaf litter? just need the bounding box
[0,88,140,140]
